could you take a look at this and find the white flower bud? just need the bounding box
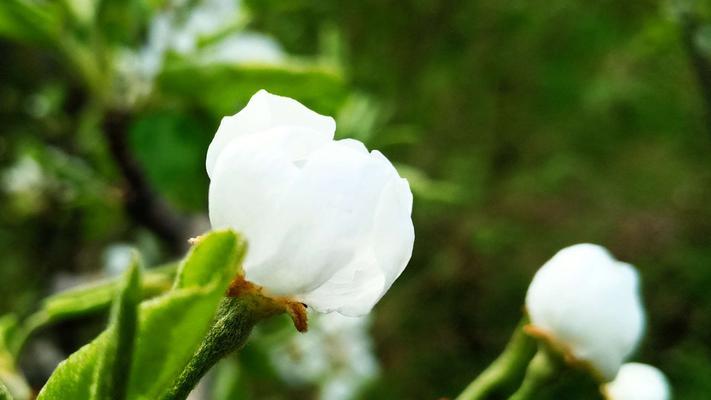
[525,244,645,380]
[603,363,670,400]
[208,90,414,316]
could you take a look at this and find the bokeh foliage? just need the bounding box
[1,0,710,399]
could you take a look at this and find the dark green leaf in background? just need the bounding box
[0,0,60,45]
[157,63,348,118]
[129,113,212,212]
[96,0,150,45]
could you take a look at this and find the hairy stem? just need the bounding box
[456,319,536,400]
[161,296,277,400]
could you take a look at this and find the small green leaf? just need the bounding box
[174,231,245,289]
[37,230,245,400]
[41,263,176,322]
[90,259,142,400]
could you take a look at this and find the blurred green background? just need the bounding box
[1,0,710,398]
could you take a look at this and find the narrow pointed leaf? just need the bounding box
[90,259,142,400]
[42,263,176,322]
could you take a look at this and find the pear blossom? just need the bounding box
[525,244,645,380]
[603,363,670,400]
[208,90,414,316]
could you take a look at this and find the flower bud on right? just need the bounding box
[525,244,645,381]
[603,363,670,400]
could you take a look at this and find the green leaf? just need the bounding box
[156,63,348,118]
[90,259,142,400]
[6,263,175,370]
[41,263,176,323]
[0,316,30,400]
[96,0,149,45]
[37,230,245,400]
[37,331,111,400]
[0,0,60,44]
[129,112,211,212]
[173,232,244,289]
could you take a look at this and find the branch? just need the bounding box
[103,110,190,255]
[680,13,711,134]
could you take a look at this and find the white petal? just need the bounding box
[604,363,670,400]
[206,90,335,177]
[209,129,301,271]
[299,251,387,316]
[525,244,645,380]
[371,176,414,290]
[299,154,414,316]
[247,141,395,295]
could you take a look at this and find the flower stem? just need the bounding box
[456,319,537,400]
[161,296,278,400]
[507,348,559,400]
